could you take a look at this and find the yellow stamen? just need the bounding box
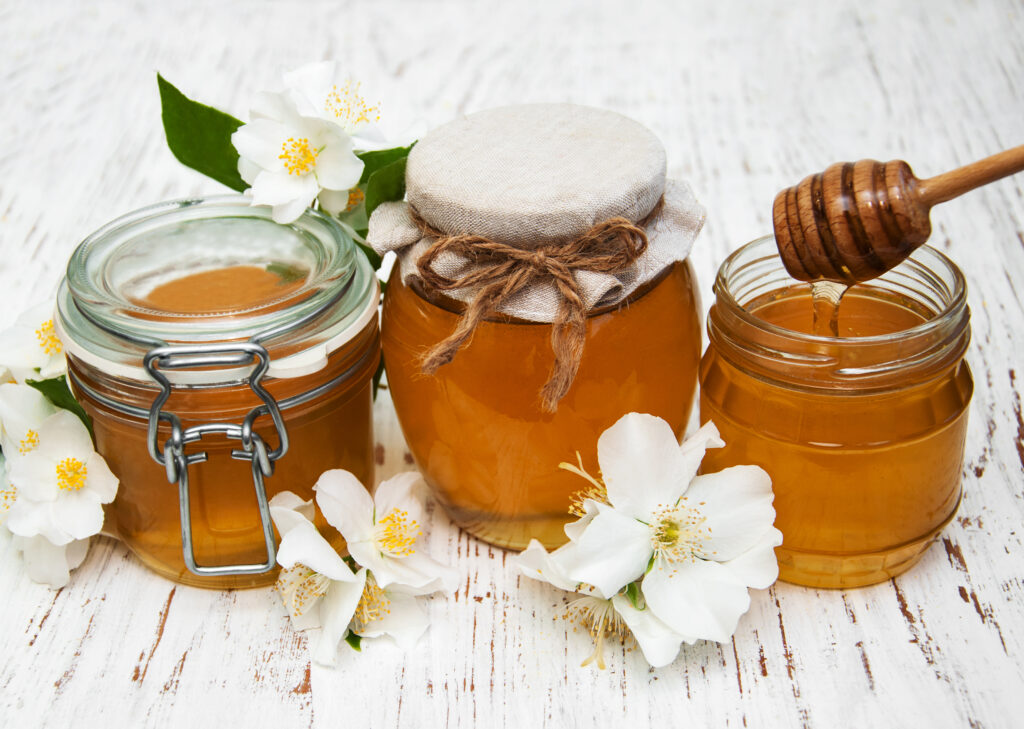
[18,429,39,454]
[562,595,631,670]
[560,452,609,517]
[0,485,16,514]
[345,187,365,213]
[324,81,381,129]
[276,564,331,617]
[35,319,63,355]
[375,508,420,556]
[650,498,711,563]
[55,457,88,492]
[352,573,391,632]
[279,137,318,175]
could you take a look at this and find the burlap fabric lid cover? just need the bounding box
[368,103,706,321]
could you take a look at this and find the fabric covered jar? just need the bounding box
[369,104,706,549]
[57,196,380,588]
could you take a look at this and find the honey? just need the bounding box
[699,236,972,588]
[57,197,380,588]
[382,260,702,550]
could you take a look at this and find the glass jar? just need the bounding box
[699,236,972,588]
[56,196,380,588]
[382,260,702,550]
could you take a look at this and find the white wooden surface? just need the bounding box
[2,1,1023,727]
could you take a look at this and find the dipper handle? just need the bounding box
[773,145,1024,283]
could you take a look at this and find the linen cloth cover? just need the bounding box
[367,103,706,322]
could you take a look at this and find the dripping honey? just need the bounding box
[71,264,379,589]
[701,273,972,589]
[382,261,702,550]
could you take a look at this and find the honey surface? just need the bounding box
[132,263,307,314]
[700,287,972,588]
[382,261,702,550]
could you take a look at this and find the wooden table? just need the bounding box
[2,1,1022,726]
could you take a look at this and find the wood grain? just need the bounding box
[2,1,1023,727]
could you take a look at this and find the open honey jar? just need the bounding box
[370,104,707,549]
[699,236,973,588]
[56,196,380,588]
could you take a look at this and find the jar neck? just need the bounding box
[707,236,970,392]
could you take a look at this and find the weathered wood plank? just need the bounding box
[1,1,1023,727]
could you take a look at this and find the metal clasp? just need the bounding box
[143,342,287,576]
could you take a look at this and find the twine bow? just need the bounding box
[412,199,663,412]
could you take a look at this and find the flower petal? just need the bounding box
[563,498,600,542]
[356,589,429,651]
[49,492,104,541]
[554,502,651,597]
[612,593,690,667]
[275,520,356,582]
[314,469,375,544]
[315,140,363,191]
[642,556,752,644]
[283,61,336,117]
[0,382,57,444]
[269,491,316,536]
[13,535,75,588]
[369,550,458,594]
[597,413,690,518]
[5,500,52,539]
[33,410,94,462]
[685,465,776,562]
[317,187,353,216]
[84,452,118,504]
[713,529,783,589]
[249,170,319,208]
[9,452,59,501]
[680,420,725,479]
[231,119,290,170]
[515,539,579,592]
[372,471,425,527]
[311,568,367,667]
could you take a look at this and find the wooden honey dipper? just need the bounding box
[773,145,1024,282]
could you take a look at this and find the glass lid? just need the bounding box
[57,196,378,382]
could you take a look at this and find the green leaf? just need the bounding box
[624,581,643,610]
[356,144,414,185]
[364,157,407,219]
[158,74,247,192]
[344,632,363,651]
[26,376,93,436]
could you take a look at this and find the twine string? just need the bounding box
[411,198,663,412]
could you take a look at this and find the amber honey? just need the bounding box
[699,237,972,588]
[57,197,380,588]
[382,261,702,550]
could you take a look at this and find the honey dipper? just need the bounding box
[772,144,1024,282]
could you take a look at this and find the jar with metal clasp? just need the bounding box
[56,196,380,588]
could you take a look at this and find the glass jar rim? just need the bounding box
[57,195,378,384]
[713,235,968,346]
[707,235,971,390]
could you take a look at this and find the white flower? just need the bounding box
[517,540,692,668]
[314,470,458,593]
[269,491,433,666]
[542,414,783,646]
[0,382,58,458]
[232,83,364,224]
[281,62,392,151]
[5,410,118,545]
[0,302,67,385]
[10,535,90,589]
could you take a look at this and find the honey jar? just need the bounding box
[369,104,707,549]
[56,196,380,588]
[699,236,973,588]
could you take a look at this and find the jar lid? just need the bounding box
[57,196,378,384]
[406,103,667,245]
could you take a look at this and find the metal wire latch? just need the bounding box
[143,342,287,576]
